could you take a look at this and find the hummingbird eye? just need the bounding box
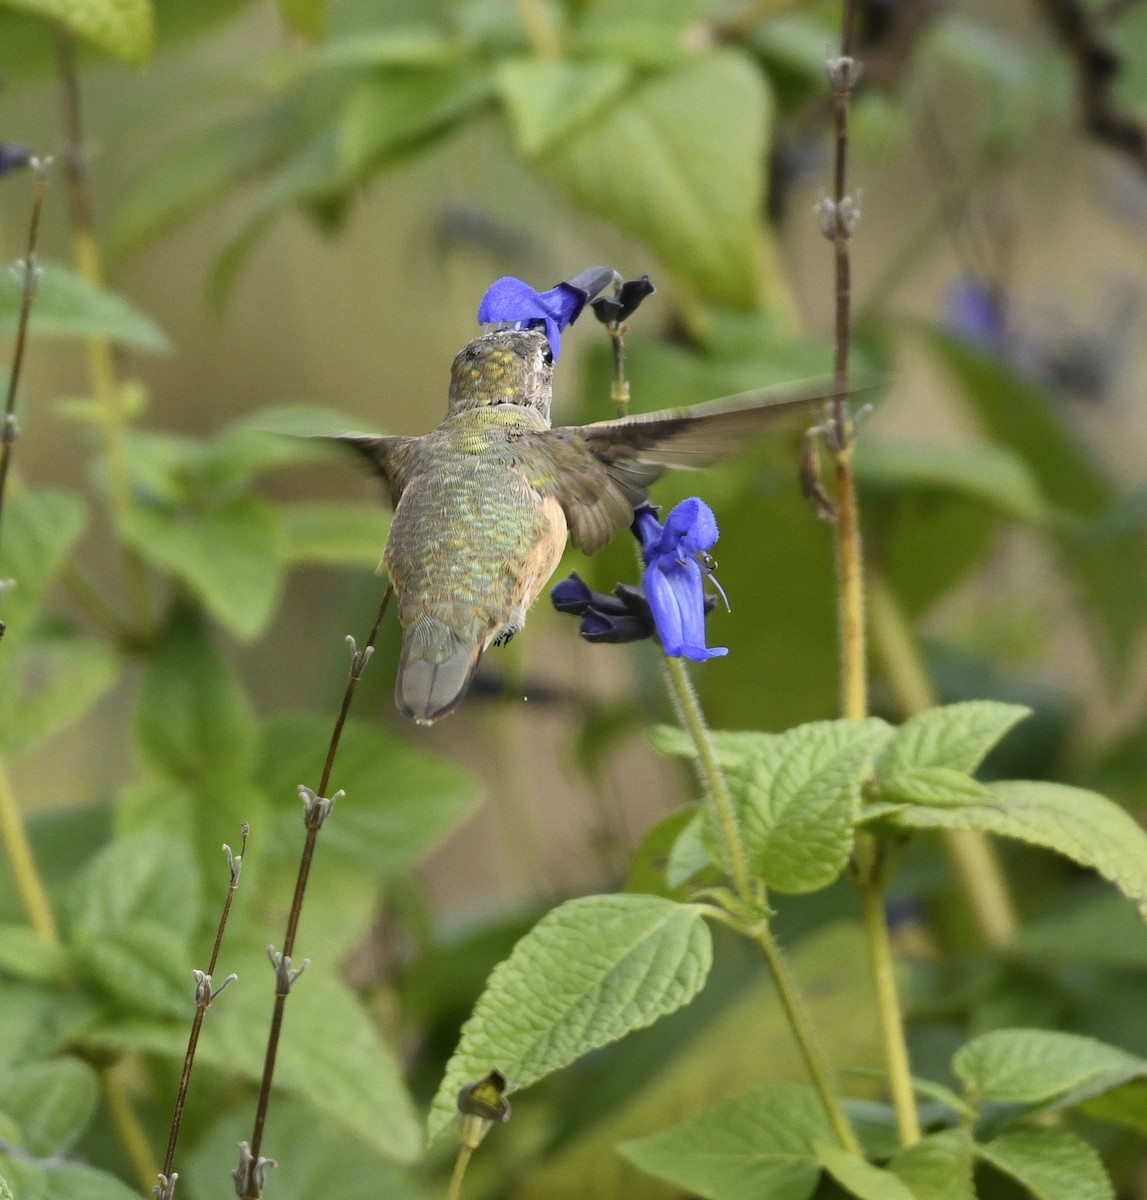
[540,343,554,367]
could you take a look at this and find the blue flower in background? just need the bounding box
[636,500,729,662]
[477,266,616,360]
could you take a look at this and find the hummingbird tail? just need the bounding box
[396,618,483,725]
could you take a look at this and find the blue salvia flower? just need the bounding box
[477,266,616,360]
[635,500,729,662]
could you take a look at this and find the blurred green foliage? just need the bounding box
[2,0,1147,1198]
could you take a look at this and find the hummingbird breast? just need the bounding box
[383,410,568,649]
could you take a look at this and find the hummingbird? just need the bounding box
[335,327,826,725]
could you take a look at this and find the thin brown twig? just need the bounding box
[0,162,50,562]
[157,827,249,1198]
[236,585,394,1200]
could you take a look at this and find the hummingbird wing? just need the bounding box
[327,434,421,507]
[526,388,825,554]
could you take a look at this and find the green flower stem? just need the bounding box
[661,656,860,1154]
[0,757,59,943]
[663,656,753,903]
[750,921,863,1155]
[445,1145,473,1200]
[56,28,154,635]
[869,572,1020,949]
[858,871,921,1146]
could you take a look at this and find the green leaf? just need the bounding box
[865,780,1147,919]
[0,925,70,982]
[619,1084,825,1200]
[1021,892,1147,970]
[66,830,202,944]
[1080,1079,1147,1134]
[279,502,390,568]
[338,62,492,175]
[0,981,102,1069]
[0,0,152,62]
[185,1097,422,1200]
[72,923,191,1019]
[618,1083,827,1200]
[854,441,1049,525]
[136,610,257,782]
[83,949,421,1162]
[259,714,481,877]
[276,0,329,38]
[875,702,1031,808]
[0,262,167,350]
[926,329,1147,676]
[976,1126,1114,1200]
[539,51,771,308]
[0,1058,99,1156]
[654,719,893,892]
[625,809,702,901]
[816,1142,919,1200]
[495,58,631,156]
[953,1028,1140,1105]
[121,498,284,640]
[0,1156,143,1200]
[0,491,86,632]
[666,811,710,889]
[427,895,713,1145]
[0,626,118,756]
[888,1130,976,1200]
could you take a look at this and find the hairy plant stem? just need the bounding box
[160,829,247,1189]
[868,573,1019,949]
[0,757,59,942]
[446,1145,474,1200]
[241,586,393,1199]
[0,165,48,559]
[55,28,153,634]
[827,0,921,1148]
[661,657,860,1154]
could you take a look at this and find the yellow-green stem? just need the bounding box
[0,757,59,943]
[446,1145,473,1200]
[661,657,859,1153]
[100,1067,161,1192]
[868,573,1020,949]
[859,879,921,1146]
[751,923,863,1154]
[663,656,753,903]
[514,0,560,57]
[56,28,153,634]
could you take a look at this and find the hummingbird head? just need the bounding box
[447,328,554,421]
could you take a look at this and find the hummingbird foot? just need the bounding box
[491,625,519,648]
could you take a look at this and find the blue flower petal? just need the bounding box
[477,274,607,360]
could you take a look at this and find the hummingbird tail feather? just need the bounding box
[396,618,482,725]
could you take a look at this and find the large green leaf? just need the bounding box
[0,981,102,1069]
[0,625,117,756]
[926,329,1147,676]
[427,895,713,1145]
[65,829,201,944]
[496,58,631,156]
[0,491,86,632]
[121,497,284,640]
[71,922,191,1019]
[976,1126,1114,1200]
[0,1058,98,1156]
[279,502,390,568]
[619,1083,827,1200]
[0,0,152,62]
[539,51,771,308]
[276,0,329,38]
[953,1028,1140,1105]
[652,719,892,892]
[136,610,257,783]
[0,263,168,350]
[865,780,1147,918]
[0,1156,142,1200]
[875,701,1030,808]
[82,948,421,1162]
[259,715,480,877]
[816,1143,918,1200]
[888,1130,976,1200]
